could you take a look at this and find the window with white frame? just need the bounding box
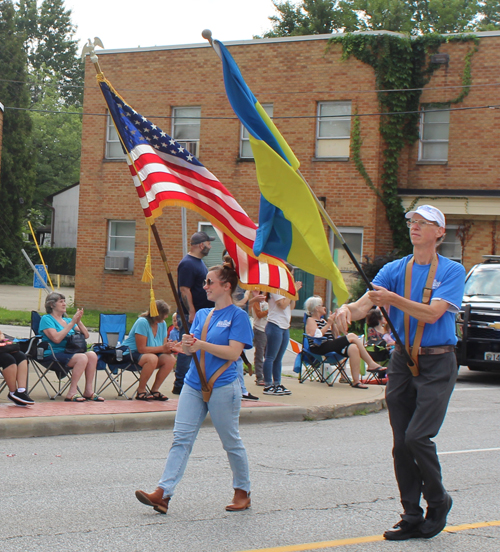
[105,220,136,271]
[240,104,273,158]
[419,104,450,162]
[172,106,201,157]
[105,113,125,159]
[439,224,461,262]
[198,222,225,269]
[333,227,363,272]
[316,101,351,158]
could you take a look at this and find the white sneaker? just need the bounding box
[263,385,275,395]
[274,384,292,395]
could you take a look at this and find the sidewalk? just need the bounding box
[0,321,387,439]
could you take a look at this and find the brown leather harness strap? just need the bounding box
[199,309,233,403]
[404,255,439,376]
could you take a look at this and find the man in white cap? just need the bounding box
[335,205,465,541]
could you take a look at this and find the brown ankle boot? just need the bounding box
[226,488,251,511]
[135,487,170,514]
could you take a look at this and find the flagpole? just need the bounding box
[203,30,417,375]
[295,179,418,376]
[85,46,211,394]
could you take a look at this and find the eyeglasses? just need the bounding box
[406,219,439,229]
[203,278,216,287]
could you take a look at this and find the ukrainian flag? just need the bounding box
[214,40,349,305]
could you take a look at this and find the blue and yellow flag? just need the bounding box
[214,40,348,305]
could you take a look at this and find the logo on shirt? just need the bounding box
[216,320,232,328]
[432,280,442,289]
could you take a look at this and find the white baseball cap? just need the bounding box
[405,205,446,228]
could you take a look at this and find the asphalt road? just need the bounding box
[1,369,499,552]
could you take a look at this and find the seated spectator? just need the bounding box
[304,296,384,389]
[122,300,181,401]
[0,330,34,406]
[39,292,102,402]
[366,308,395,349]
[364,308,392,377]
[168,312,180,342]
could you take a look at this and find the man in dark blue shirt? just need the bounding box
[172,231,215,394]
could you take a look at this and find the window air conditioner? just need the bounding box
[105,256,129,271]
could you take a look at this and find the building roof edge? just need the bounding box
[95,30,407,55]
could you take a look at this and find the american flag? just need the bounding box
[98,79,297,298]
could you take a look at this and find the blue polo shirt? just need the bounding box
[184,304,253,390]
[372,254,465,347]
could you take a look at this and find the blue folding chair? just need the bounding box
[93,313,143,399]
[298,314,351,387]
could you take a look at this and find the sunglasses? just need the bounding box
[203,278,216,287]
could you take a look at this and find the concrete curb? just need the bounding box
[305,398,387,421]
[0,399,386,439]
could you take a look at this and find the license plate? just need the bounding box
[484,352,500,361]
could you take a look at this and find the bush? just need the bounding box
[39,247,76,275]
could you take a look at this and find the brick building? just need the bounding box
[76,31,500,313]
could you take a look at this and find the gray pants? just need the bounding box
[385,350,457,523]
[253,328,267,382]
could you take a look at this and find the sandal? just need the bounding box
[150,391,169,401]
[83,393,105,402]
[64,394,86,402]
[135,392,153,401]
[352,382,369,389]
[367,365,384,372]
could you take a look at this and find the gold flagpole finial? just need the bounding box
[81,37,105,76]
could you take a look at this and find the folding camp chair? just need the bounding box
[93,313,143,399]
[298,314,351,387]
[27,311,79,399]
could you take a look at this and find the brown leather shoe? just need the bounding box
[226,488,251,511]
[135,487,170,514]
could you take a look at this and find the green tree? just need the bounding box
[15,0,84,213]
[477,0,500,29]
[0,0,36,282]
[16,0,84,106]
[29,73,82,204]
[262,0,360,37]
[263,0,497,35]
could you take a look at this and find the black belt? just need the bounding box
[395,344,455,356]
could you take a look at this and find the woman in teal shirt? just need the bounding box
[123,300,180,401]
[39,292,101,402]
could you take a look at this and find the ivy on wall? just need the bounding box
[328,33,479,254]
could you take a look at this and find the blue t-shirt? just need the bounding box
[177,254,214,314]
[39,315,77,356]
[184,304,253,390]
[372,254,465,347]
[122,317,167,353]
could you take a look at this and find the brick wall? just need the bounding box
[77,34,500,312]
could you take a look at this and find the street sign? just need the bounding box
[33,264,48,289]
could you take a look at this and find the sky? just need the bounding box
[65,0,283,51]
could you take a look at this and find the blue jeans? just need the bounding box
[263,322,289,386]
[236,357,248,395]
[173,319,191,390]
[158,379,250,497]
